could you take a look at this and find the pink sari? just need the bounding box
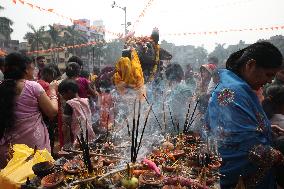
[0,81,50,168]
[66,98,95,142]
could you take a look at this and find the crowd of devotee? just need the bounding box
[0,29,284,189]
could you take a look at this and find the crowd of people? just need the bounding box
[0,41,284,188]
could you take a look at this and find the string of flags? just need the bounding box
[26,41,107,55]
[10,0,123,37]
[130,0,156,32]
[161,24,284,36]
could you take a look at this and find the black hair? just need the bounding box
[66,62,80,78]
[36,56,45,61]
[208,56,219,65]
[0,53,31,139]
[41,64,61,81]
[226,41,283,75]
[95,66,115,92]
[165,63,184,82]
[80,70,90,79]
[262,85,284,119]
[58,79,79,95]
[93,66,100,75]
[68,56,83,67]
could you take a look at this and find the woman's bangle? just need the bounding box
[50,95,58,100]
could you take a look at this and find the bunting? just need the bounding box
[10,0,122,37]
[26,41,108,55]
[161,24,284,36]
[130,0,156,32]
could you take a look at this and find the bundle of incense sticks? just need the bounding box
[77,119,92,173]
[142,94,162,130]
[130,100,152,163]
[183,100,199,133]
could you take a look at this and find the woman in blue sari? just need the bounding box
[207,42,284,189]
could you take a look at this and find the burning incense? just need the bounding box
[126,117,131,137]
[131,99,137,163]
[185,100,199,132]
[183,102,191,133]
[136,104,152,158]
[167,105,175,132]
[142,94,162,130]
[163,100,167,131]
[106,113,110,142]
[134,100,141,161]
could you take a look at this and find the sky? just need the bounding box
[1,0,284,52]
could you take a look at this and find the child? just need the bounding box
[58,79,95,145]
[38,64,61,96]
[66,62,97,98]
[263,85,284,130]
[262,84,284,188]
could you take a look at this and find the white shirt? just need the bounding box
[271,114,284,129]
[0,70,3,81]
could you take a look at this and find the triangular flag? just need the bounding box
[18,0,24,4]
[27,3,33,8]
[48,8,54,12]
[35,6,41,11]
[12,0,16,4]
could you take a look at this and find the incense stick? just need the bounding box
[136,104,152,158]
[134,100,141,161]
[106,113,110,142]
[142,94,162,130]
[183,102,191,133]
[126,117,131,137]
[185,100,199,132]
[163,100,167,131]
[167,105,175,132]
[131,99,136,163]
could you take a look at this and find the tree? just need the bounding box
[62,25,88,57]
[0,5,13,40]
[209,43,228,65]
[47,25,62,63]
[104,39,124,65]
[24,24,49,57]
[193,46,208,69]
[266,35,284,56]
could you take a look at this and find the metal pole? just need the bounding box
[124,7,127,35]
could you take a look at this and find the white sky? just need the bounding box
[1,0,284,52]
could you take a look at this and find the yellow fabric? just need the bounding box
[0,144,54,188]
[89,74,98,82]
[113,49,144,94]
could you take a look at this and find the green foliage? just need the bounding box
[0,6,13,40]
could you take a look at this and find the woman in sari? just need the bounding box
[0,53,58,168]
[207,42,284,188]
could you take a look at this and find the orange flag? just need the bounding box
[18,0,24,4]
[35,6,41,11]
[47,8,54,12]
[27,3,33,8]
